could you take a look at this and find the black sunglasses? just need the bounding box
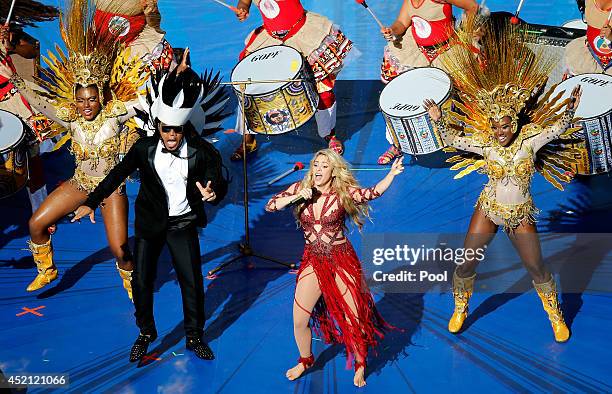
[160,125,184,134]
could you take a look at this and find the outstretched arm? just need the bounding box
[530,85,581,152]
[235,0,252,21]
[446,0,479,14]
[381,0,412,40]
[117,99,142,124]
[351,157,404,203]
[265,182,305,212]
[72,142,142,222]
[423,99,484,155]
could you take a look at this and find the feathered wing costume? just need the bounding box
[439,17,576,343]
[15,0,148,297]
[33,0,147,151]
[433,17,583,231]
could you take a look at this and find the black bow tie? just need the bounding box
[161,147,196,160]
[161,147,182,157]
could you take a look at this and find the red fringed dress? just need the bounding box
[266,182,389,365]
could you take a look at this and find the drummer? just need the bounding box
[231,0,353,160]
[377,0,480,165]
[564,0,612,76]
[0,4,58,215]
[94,0,174,72]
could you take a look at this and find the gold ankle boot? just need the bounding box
[448,270,476,333]
[26,239,58,291]
[116,261,133,302]
[533,276,570,343]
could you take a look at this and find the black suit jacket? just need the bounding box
[85,135,227,238]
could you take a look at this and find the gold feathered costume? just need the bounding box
[433,17,583,231]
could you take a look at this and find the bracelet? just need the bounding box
[9,74,26,90]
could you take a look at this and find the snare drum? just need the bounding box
[561,19,587,30]
[0,110,28,198]
[231,45,319,135]
[379,67,452,155]
[551,73,612,175]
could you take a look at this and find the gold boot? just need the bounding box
[533,276,570,343]
[116,261,133,302]
[448,270,476,333]
[26,239,58,291]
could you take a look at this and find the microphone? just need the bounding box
[268,162,305,186]
[288,187,318,207]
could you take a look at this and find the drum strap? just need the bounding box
[264,12,307,41]
[587,42,612,70]
[417,39,452,63]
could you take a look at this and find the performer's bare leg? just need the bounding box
[507,221,549,284]
[29,182,87,244]
[456,208,498,277]
[100,188,134,271]
[286,265,322,381]
[335,270,367,387]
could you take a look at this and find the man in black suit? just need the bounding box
[73,59,228,362]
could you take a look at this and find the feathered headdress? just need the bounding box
[136,67,230,136]
[442,16,557,136]
[441,16,583,189]
[35,0,147,122]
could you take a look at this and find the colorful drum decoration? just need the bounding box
[551,73,612,175]
[231,45,319,135]
[379,67,452,155]
[0,110,28,198]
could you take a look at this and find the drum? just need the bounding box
[231,45,319,135]
[379,67,452,155]
[550,73,612,175]
[561,19,587,30]
[0,110,28,198]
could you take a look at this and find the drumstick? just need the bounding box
[210,0,239,13]
[355,0,384,29]
[355,0,401,45]
[4,0,16,26]
[511,0,525,25]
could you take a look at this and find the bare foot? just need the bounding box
[285,363,306,381]
[354,366,366,387]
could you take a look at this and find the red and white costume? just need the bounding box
[0,55,55,212]
[237,0,353,138]
[380,0,466,83]
[565,0,612,75]
[380,0,474,147]
[94,0,174,72]
[266,183,389,365]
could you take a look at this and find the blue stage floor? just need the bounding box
[1,1,612,393]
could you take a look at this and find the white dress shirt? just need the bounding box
[154,139,191,216]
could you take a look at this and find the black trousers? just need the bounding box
[132,212,205,339]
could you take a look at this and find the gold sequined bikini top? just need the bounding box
[486,157,535,181]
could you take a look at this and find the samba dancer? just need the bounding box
[424,19,582,342]
[564,0,612,75]
[231,0,353,160]
[266,150,404,387]
[377,0,480,165]
[73,60,228,362]
[0,1,58,215]
[0,0,147,297]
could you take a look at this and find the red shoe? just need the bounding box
[377,145,402,165]
[327,136,344,155]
